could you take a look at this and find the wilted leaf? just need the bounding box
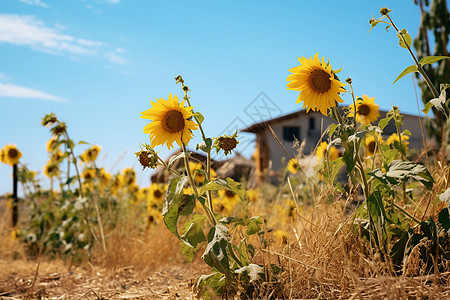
[202,224,232,278]
[162,176,189,238]
[196,138,212,153]
[235,264,265,283]
[193,112,205,125]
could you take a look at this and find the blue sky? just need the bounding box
[0,0,429,194]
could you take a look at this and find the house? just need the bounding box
[241,108,428,184]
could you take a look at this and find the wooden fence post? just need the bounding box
[12,164,18,227]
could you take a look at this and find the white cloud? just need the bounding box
[0,83,66,102]
[105,0,120,4]
[0,14,127,66]
[18,0,48,7]
[0,73,10,81]
[105,52,127,65]
[0,14,102,56]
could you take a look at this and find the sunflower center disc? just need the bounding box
[309,69,331,93]
[163,110,185,133]
[8,148,18,158]
[368,141,376,154]
[358,104,370,116]
[154,189,163,198]
[225,190,235,198]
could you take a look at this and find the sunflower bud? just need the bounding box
[182,85,190,92]
[213,131,239,156]
[135,144,159,170]
[379,7,391,16]
[345,77,352,84]
[175,75,184,85]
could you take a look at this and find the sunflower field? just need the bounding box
[1,5,450,299]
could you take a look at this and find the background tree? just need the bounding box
[413,0,450,149]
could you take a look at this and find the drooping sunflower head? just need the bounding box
[141,93,199,150]
[348,94,380,125]
[1,144,22,166]
[81,145,101,163]
[316,141,340,161]
[287,53,346,115]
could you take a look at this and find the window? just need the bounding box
[283,126,300,142]
[309,117,315,130]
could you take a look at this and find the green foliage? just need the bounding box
[370,160,434,189]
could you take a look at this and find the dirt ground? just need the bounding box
[0,258,206,300]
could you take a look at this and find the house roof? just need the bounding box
[241,107,419,133]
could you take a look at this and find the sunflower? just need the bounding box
[287,158,299,174]
[215,189,240,215]
[121,167,136,186]
[145,183,165,211]
[0,144,22,166]
[316,141,340,161]
[387,133,410,150]
[348,94,380,125]
[286,53,346,115]
[190,162,217,184]
[365,134,383,157]
[247,189,258,203]
[46,137,59,152]
[141,93,199,149]
[81,168,96,181]
[81,145,101,163]
[44,161,60,178]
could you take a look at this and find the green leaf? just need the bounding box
[378,115,393,130]
[393,65,418,84]
[199,177,247,201]
[328,157,344,183]
[196,138,212,153]
[180,214,207,262]
[193,112,205,125]
[179,194,196,216]
[235,264,265,283]
[218,216,263,236]
[397,29,412,49]
[383,149,399,165]
[422,102,433,115]
[328,123,338,139]
[419,56,450,66]
[202,224,232,279]
[162,176,189,238]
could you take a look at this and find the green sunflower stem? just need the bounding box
[177,78,215,215]
[182,143,217,226]
[349,83,358,129]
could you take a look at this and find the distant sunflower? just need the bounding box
[286,53,346,115]
[46,137,59,152]
[190,162,217,184]
[348,95,380,125]
[247,189,258,203]
[1,144,22,166]
[365,134,383,157]
[81,145,101,163]
[141,93,198,149]
[43,161,60,178]
[146,183,165,211]
[387,133,410,151]
[287,158,299,174]
[121,167,136,186]
[316,141,339,162]
[82,168,96,181]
